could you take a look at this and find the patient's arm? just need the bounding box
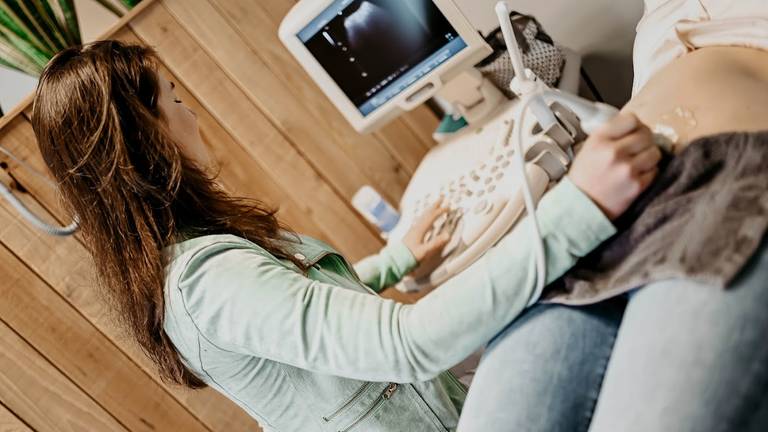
[623,46,768,153]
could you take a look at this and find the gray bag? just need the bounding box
[476,13,565,98]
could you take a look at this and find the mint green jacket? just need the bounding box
[162,178,615,432]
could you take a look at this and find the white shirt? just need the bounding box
[633,0,768,94]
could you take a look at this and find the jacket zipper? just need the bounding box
[322,382,373,423]
[339,383,399,432]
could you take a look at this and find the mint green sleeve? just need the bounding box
[353,241,418,292]
[178,177,615,383]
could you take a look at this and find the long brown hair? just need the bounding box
[32,40,300,388]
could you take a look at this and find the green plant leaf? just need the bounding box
[93,0,124,17]
[0,51,15,68]
[120,0,142,7]
[0,32,43,75]
[0,23,49,65]
[0,48,28,74]
[55,0,81,45]
[0,1,55,56]
[35,0,77,47]
[16,0,68,50]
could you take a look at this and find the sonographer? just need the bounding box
[31,40,660,431]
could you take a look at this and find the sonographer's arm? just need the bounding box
[172,113,659,383]
[353,241,418,292]
[172,177,614,383]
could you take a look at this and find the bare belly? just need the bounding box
[623,46,768,154]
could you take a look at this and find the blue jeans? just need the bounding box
[458,237,768,432]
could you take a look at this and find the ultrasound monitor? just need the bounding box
[280,0,492,133]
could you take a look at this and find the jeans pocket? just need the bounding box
[322,382,374,423]
[338,383,398,432]
[322,382,449,432]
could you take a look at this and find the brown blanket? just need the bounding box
[544,131,768,305]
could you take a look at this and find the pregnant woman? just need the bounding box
[458,1,768,431]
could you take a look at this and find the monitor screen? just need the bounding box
[298,0,467,116]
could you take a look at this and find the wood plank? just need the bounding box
[0,93,34,131]
[401,105,440,151]
[0,116,70,226]
[129,2,383,260]
[0,120,261,431]
[20,105,32,124]
[375,120,431,175]
[0,403,32,432]
[0,320,126,432]
[0,241,212,432]
[167,0,412,205]
[0,199,261,432]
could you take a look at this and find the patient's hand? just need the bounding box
[568,113,662,220]
[403,201,452,266]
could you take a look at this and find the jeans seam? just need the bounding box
[579,325,619,432]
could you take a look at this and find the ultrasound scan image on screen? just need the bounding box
[299,0,467,116]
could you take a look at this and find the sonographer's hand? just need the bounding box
[568,112,662,220]
[403,201,452,265]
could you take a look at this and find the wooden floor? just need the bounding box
[0,0,438,430]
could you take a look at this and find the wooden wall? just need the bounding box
[0,0,438,430]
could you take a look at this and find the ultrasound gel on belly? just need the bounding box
[352,186,400,239]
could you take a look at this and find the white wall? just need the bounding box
[455,0,645,106]
[0,0,118,115]
[0,68,37,114]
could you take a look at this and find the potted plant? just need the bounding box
[0,0,142,115]
[0,0,141,76]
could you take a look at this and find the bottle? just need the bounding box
[351,185,400,239]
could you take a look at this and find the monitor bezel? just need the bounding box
[280,0,492,133]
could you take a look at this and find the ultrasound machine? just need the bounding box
[280,0,625,294]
